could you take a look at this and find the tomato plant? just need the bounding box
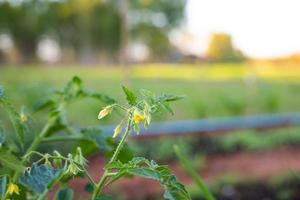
[0,77,189,200]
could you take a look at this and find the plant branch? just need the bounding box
[91,116,132,199]
[12,123,51,182]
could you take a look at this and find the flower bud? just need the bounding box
[113,123,123,138]
[98,105,114,119]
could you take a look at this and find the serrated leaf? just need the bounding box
[104,157,190,200]
[62,76,84,101]
[56,187,73,200]
[47,109,68,135]
[0,149,25,172]
[88,92,116,104]
[66,76,82,93]
[19,163,61,193]
[0,99,27,149]
[122,86,137,105]
[163,175,190,200]
[158,94,185,102]
[131,157,150,166]
[72,76,81,85]
[105,161,124,170]
[160,101,174,115]
[105,169,128,186]
[128,168,161,181]
[140,89,156,104]
[0,176,7,197]
[33,99,55,112]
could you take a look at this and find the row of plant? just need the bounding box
[130,126,300,164]
[1,73,299,126]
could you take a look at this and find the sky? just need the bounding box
[183,0,300,58]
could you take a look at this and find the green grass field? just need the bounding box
[1,64,300,126]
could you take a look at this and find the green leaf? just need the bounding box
[19,163,61,193]
[131,157,150,165]
[0,149,25,172]
[0,98,27,149]
[159,101,174,115]
[47,109,68,135]
[88,92,116,104]
[139,91,183,116]
[0,176,7,197]
[163,175,191,200]
[33,99,55,112]
[140,89,156,104]
[157,94,185,102]
[59,76,84,102]
[56,187,74,200]
[72,76,81,85]
[128,168,161,181]
[122,86,137,105]
[65,76,82,95]
[105,160,124,170]
[104,157,191,200]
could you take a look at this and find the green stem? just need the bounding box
[174,145,215,200]
[109,120,131,163]
[84,168,96,185]
[91,117,132,199]
[12,123,51,182]
[25,124,51,157]
[91,172,109,199]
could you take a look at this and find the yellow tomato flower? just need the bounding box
[7,183,20,195]
[132,113,146,124]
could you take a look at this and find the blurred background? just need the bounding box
[1,0,300,199]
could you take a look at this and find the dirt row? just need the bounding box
[68,146,300,199]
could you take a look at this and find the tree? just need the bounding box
[0,0,186,64]
[130,0,186,60]
[206,33,245,63]
[0,0,51,63]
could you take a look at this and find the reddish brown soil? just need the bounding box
[67,146,300,199]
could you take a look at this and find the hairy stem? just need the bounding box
[91,117,132,199]
[25,124,51,155]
